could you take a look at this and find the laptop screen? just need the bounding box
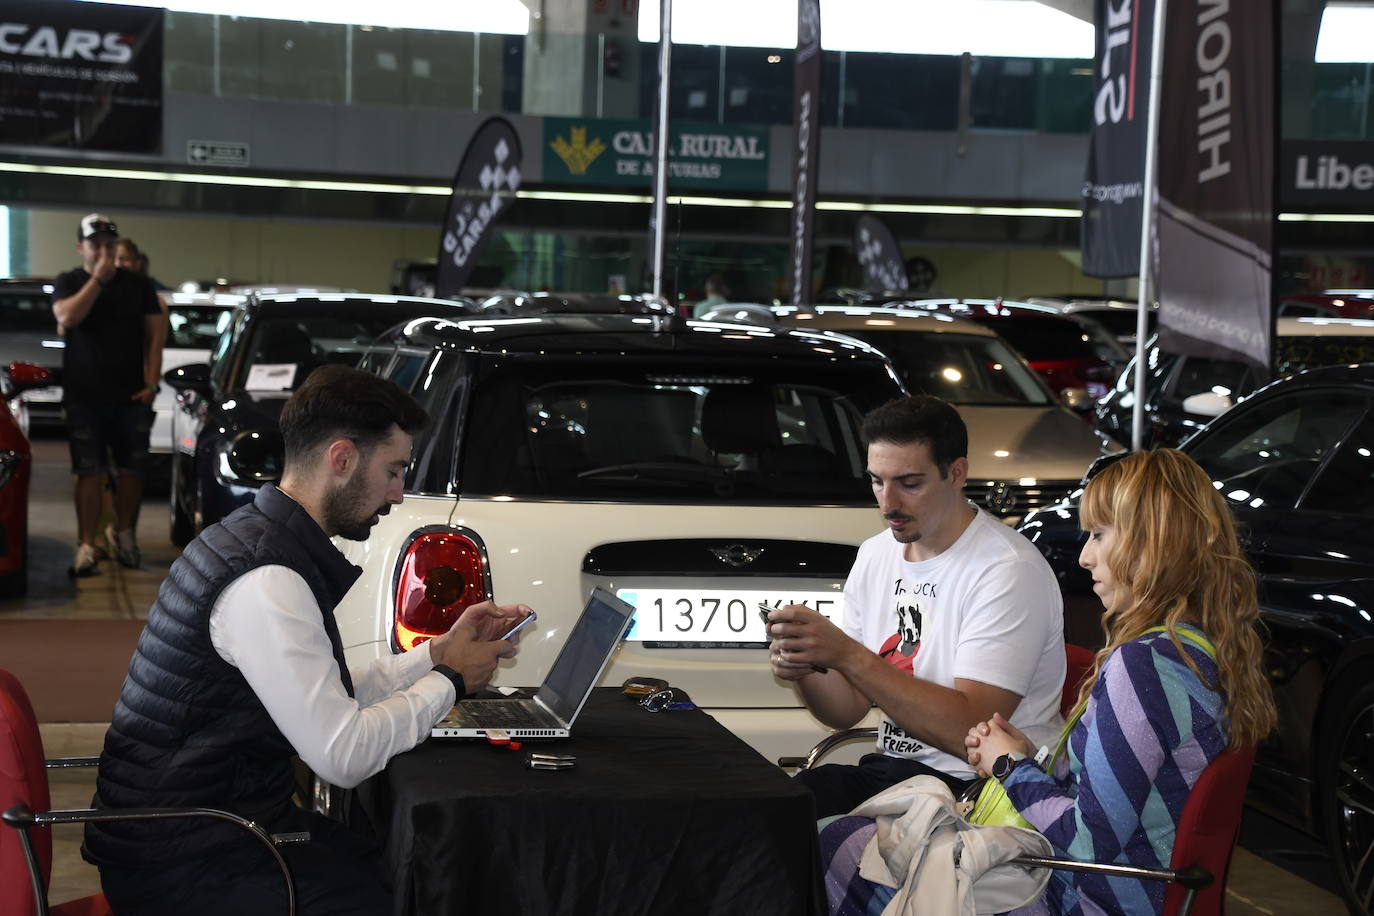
[535,589,635,723]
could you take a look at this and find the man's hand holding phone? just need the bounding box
[760,603,829,679]
[428,600,532,694]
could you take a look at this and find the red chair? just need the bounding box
[0,669,297,916]
[779,643,1095,769]
[1062,643,1095,716]
[1012,743,1257,916]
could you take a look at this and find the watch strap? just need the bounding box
[432,664,466,699]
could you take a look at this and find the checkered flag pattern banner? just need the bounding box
[437,118,524,298]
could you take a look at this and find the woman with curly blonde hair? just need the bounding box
[960,448,1277,915]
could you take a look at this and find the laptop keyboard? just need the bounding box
[458,700,546,728]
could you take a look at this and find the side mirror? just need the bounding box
[1181,391,1232,418]
[226,429,284,483]
[5,362,54,400]
[165,362,212,397]
[1060,387,1094,412]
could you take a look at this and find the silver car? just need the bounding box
[701,304,1122,522]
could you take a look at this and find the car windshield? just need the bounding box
[458,354,899,504]
[835,330,1052,406]
[167,305,235,350]
[972,316,1100,361]
[0,290,56,333]
[233,302,448,391]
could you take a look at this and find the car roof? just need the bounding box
[1277,316,1374,336]
[765,304,999,337]
[377,312,896,361]
[0,277,54,293]
[166,292,249,308]
[249,292,472,311]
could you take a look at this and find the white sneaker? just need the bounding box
[69,543,100,578]
[112,528,141,569]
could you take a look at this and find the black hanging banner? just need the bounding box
[436,117,523,299]
[1154,0,1273,371]
[789,0,822,306]
[1080,0,1154,278]
[0,0,163,153]
[854,215,908,291]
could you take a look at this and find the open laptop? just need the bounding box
[431,587,637,739]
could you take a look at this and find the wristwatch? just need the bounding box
[432,664,467,699]
[992,751,1028,781]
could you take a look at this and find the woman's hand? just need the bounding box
[964,712,1036,778]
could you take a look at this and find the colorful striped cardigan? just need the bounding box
[1001,626,1228,915]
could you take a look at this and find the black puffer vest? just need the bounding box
[83,485,361,868]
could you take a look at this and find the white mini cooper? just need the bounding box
[330,313,908,763]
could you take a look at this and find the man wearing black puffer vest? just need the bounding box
[82,365,530,915]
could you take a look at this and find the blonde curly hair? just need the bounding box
[1076,448,1276,748]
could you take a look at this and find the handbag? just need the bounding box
[963,626,1217,830]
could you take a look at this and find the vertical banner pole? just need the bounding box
[1131,0,1167,453]
[651,0,673,305]
[790,0,822,307]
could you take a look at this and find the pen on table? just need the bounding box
[759,603,828,675]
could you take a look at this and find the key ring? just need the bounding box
[639,688,696,713]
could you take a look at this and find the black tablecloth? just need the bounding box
[358,688,823,916]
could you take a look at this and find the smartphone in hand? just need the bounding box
[499,611,537,641]
[758,603,827,674]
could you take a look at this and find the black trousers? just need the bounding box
[796,752,974,818]
[98,808,390,916]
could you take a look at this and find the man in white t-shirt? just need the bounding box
[766,395,1065,817]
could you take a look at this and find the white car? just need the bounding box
[700,304,1121,523]
[317,313,909,764]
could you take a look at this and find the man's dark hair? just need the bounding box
[280,365,429,467]
[861,395,968,478]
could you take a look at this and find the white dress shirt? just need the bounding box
[209,565,454,789]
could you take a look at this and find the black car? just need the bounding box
[1094,318,1374,449]
[163,293,470,545]
[1017,363,1374,914]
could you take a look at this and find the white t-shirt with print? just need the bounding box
[841,506,1066,779]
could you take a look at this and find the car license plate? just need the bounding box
[617,589,842,648]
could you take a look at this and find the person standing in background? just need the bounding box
[52,214,165,575]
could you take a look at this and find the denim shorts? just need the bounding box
[64,401,154,476]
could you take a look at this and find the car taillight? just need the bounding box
[393,531,489,652]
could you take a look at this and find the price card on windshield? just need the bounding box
[617,589,841,648]
[245,363,297,391]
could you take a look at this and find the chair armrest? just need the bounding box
[1010,854,1212,916]
[45,756,100,769]
[778,727,879,770]
[2,803,297,916]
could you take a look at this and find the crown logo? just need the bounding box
[550,126,607,175]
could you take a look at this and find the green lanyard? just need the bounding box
[1048,625,1217,768]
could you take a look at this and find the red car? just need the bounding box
[1277,291,1374,321]
[1,362,55,597]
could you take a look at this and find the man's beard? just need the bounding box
[323,479,390,541]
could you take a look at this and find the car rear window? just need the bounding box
[168,305,235,350]
[973,316,1099,361]
[456,354,901,504]
[0,290,55,333]
[838,330,1052,406]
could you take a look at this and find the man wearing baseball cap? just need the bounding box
[52,214,165,576]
